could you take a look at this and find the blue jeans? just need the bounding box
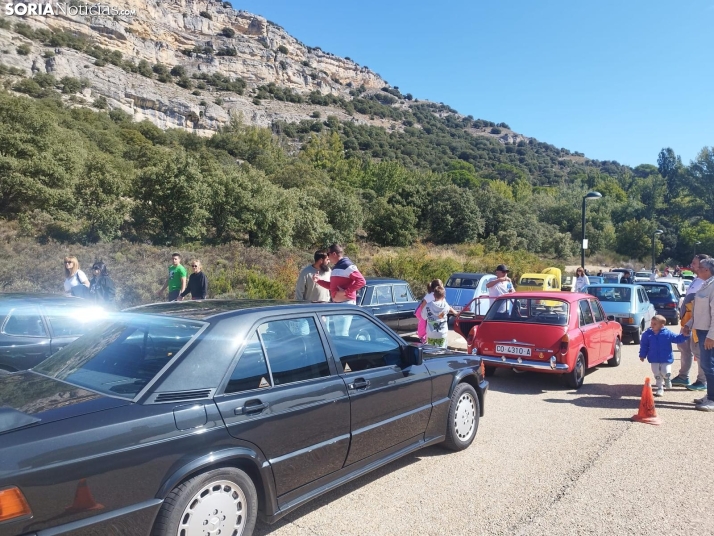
[695,330,714,399]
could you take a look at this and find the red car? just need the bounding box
[454,292,623,389]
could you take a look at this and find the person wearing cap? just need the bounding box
[486,264,515,301]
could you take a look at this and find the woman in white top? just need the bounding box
[575,267,590,293]
[63,256,90,296]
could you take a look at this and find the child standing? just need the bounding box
[420,285,457,348]
[639,315,690,397]
[415,279,442,344]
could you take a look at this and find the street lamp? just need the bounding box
[581,191,602,269]
[652,229,664,272]
[695,241,701,255]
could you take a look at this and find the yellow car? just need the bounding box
[518,268,562,292]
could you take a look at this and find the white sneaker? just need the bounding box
[654,388,664,397]
[694,396,708,404]
[695,399,714,412]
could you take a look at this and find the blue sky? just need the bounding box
[235,1,713,168]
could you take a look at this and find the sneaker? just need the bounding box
[686,381,707,391]
[654,388,664,397]
[671,376,690,387]
[665,377,673,389]
[694,396,708,404]
[695,399,714,412]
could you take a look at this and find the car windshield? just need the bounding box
[520,277,545,285]
[446,276,481,288]
[586,286,631,302]
[484,298,569,325]
[603,274,621,283]
[635,272,651,278]
[34,315,205,399]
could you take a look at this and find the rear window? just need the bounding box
[34,316,205,399]
[586,286,631,303]
[446,277,481,288]
[484,298,569,326]
[642,285,671,298]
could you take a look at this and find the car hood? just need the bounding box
[598,302,633,315]
[445,288,479,307]
[0,371,129,434]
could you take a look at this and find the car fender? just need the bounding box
[155,446,278,515]
[448,368,486,416]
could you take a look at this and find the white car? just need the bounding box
[634,271,653,282]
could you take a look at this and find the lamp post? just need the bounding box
[695,241,701,255]
[581,191,602,269]
[652,229,663,272]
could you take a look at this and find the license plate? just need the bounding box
[496,344,531,357]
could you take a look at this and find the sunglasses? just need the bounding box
[191,265,199,268]
[93,267,100,271]
[65,261,73,265]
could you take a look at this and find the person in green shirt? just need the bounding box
[157,252,187,302]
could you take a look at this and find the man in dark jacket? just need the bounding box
[180,259,208,300]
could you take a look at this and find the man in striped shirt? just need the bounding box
[313,243,366,304]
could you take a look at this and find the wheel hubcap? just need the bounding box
[178,480,246,536]
[576,357,584,382]
[454,393,476,441]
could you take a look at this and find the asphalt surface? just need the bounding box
[255,333,714,536]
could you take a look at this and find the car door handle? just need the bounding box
[234,400,268,415]
[348,378,371,390]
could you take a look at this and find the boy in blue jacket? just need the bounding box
[639,315,690,397]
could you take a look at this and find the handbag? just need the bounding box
[71,272,91,299]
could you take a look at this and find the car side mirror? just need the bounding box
[402,344,423,366]
[607,315,615,321]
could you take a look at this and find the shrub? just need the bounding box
[199,11,212,20]
[216,47,237,56]
[60,76,88,94]
[0,17,10,30]
[220,27,235,38]
[490,127,502,134]
[215,97,224,105]
[277,45,288,54]
[311,111,321,119]
[137,60,153,78]
[222,1,231,7]
[92,96,108,109]
[252,98,261,105]
[16,43,31,55]
[244,271,288,299]
[192,89,201,96]
[170,65,186,77]
[177,76,192,89]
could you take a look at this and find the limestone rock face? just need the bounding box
[0,0,386,132]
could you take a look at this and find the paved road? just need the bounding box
[255,337,713,536]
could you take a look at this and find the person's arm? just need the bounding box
[313,276,331,290]
[180,274,192,298]
[200,272,208,299]
[343,269,366,296]
[79,270,90,288]
[638,332,649,361]
[485,278,502,289]
[295,270,307,301]
[707,294,714,345]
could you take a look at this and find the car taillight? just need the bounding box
[664,303,676,309]
[559,334,569,355]
[0,487,32,523]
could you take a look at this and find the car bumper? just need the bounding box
[654,308,678,320]
[477,353,570,372]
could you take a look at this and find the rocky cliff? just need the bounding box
[0,0,528,143]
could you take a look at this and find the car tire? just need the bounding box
[608,337,622,367]
[632,323,643,345]
[442,383,479,451]
[565,351,586,389]
[152,467,257,536]
[484,365,497,377]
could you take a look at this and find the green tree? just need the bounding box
[74,155,128,242]
[427,185,483,244]
[364,198,418,246]
[131,151,210,244]
[688,147,714,221]
[615,219,660,260]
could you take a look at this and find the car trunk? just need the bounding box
[474,322,566,362]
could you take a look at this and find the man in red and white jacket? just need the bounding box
[313,244,366,304]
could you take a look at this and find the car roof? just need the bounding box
[448,273,490,279]
[502,292,585,303]
[364,277,409,284]
[0,293,88,307]
[123,299,361,321]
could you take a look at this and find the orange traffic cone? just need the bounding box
[631,378,662,425]
[64,479,104,514]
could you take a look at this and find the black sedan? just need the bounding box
[639,282,682,324]
[356,277,420,333]
[0,294,107,374]
[0,300,487,536]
